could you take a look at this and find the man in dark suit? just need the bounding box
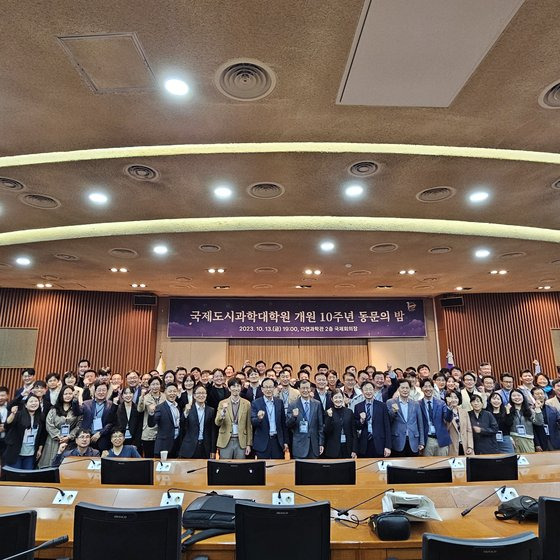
[148,383,182,458]
[286,380,324,459]
[241,368,263,403]
[80,380,115,451]
[206,369,230,412]
[419,378,452,456]
[354,381,392,458]
[251,378,288,459]
[13,368,36,400]
[179,384,216,459]
[313,372,332,413]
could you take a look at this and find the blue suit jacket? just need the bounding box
[250,397,288,453]
[386,398,425,453]
[80,399,115,451]
[420,398,453,447]
[534,404,560,451]
[353,400,391,457]
[148,401,180,454]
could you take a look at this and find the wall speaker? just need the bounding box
[133,295,157,306]
[440,296,464,308]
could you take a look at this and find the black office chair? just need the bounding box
[0,510,37,560]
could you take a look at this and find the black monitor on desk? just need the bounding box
[295,459,356,485]
[0,466,60,483]
[100,458,154,485]
[207,460,266,486]
[387,464,452,484]
[466,454,518,482]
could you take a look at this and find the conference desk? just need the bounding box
[1,453,559,560]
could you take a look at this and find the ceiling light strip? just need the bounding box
[1,142,560,168]
[1,216,560,247]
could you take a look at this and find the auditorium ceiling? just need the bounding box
[1,0,559,297]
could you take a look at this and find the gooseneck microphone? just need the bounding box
[335,488,395,517]
[461,485,507,517]
[356,458,388,471]
[420,456,458,468]
[3,535,69,560]
[165,487,233,500]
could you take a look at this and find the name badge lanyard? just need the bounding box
[25,416,38,445]
[231,403,240,435]
[125,406,132,439]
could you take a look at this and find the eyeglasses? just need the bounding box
[194,392,206,397]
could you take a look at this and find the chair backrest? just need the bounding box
[0,510,37,560]
[73,502,181,560]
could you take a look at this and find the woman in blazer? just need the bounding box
[468,394,499,455]
[4,395,46,469]
[323,390,357,459]
[137,376,165,458]
[115,386,142,450]
[445,390,474,456]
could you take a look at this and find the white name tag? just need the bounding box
[300,420,309,434]
[516,424,527,436]
[125,428,132,439]
[25,428,37,445]
[340,433,346,443]
[60,424,70,437]
[544,424,550,436]
[92,418,103,432]
[496,431,503,442]
[232,423,239,435]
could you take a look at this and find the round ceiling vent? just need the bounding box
[0,177,25,192]
[551,179,560,190]
[19,193,61,209]
[416,186,456,203]
[499,252,526,259]
[247,182,285,199]
[0,262,12,269]
[175,276,193,282]
[348,269,371,277]
[199,244,222,253]
[413,284,433,290]
[109,248,138,259]
[125,164,159,181]
[254,242,283,252]
[41,274,60,281]
[348,161,379,177]
[252,284,272,289]
[214,59,277,101]
[429,246,452,254]
[254,267,278,274]
[370,243,398,253]
[335,283,355,289]
[538,80,560,109]
[54,253,80,261]
[551,260,560,265]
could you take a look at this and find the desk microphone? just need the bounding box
[356,458,389,471]
[15,484,66,498]
[266,460,294,469]
[185,465,207,474]
[2,535,69,560]
[335,487,394,517]
[461,485,507,517]
[276,486,317,504]
[421,456,458,468]
[165,487,233,500]
[59,456,100,467]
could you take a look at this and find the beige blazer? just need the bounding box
[215,397,252,449]
[460,388,486,412]
[447,407,474,455]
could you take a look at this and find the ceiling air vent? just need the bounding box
[335,283,355,289]
[254,267,278,274]
[348,269,371,277]
[429,246,452,254]
[19,193,61,209]
[199,244,221,253]
[551,179,560,190]
[0,177,25,192]
[348,161,379,177]
[125,164,159,181]
[253,284,272,289]
[539,80,560,109]
[254,242,283,252]
[175,276,193,282]
[416,186,455,203]
[370,243,398,253]
[54,253,80,261]
[215,60,276,101]
[109,248,138,259]
[500,252,526,259]
[247,182,285,199]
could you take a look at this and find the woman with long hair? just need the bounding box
[509,388,543,453]
[486,391,515,454]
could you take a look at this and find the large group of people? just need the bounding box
[1,358,559,470]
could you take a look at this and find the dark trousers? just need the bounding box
[192,440,210,459]
[142,440,155,458]
[255,435,284,459]
[358,436,383,458]
[392,437,419,457]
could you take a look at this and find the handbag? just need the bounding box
[494,495,539,522]
[369,511,411,541]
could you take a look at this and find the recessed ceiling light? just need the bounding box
[469,191,489,203]
[139,283,146,288]
[217,268,225,273]
[110,267,118,272]
[131,283,138,288]
[320,241,335,252]
[208,268,216,274]
[399,270,406,275]
[88,192,109,205]
[44,283,52,288]
[544,286,552,290]
[314,269,321,275]
[474,248,491,258]
[344,184,364,198]
[304,269,312,275]
[15,256,32,266]
[490,270,498,274]
[36,283,45,288]
[153,245,168,255]
[295,285,312,289]
[455,286,463,291]
[214,285,230,290]
[119,267,128,273]
[498,270,507,275]
[164,78,189,96]
[214,186,233,199]
[407,269,415,275]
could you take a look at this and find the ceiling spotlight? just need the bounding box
[490,270,498,274]
[153,245,168,255]
[217,268,225,273]
[469,191,489,203]
[295,285,312,289]
[131,283,138,288]
[314,270,321,275]
[399,270,406,275]
[455,287,463,291]
[474,248,491,258]
[344,184,364,198]
[214,285,230,290]
[164,78,189,96]
[208,268,216,274]
[214,186,233,199]
[304,269,313,276]
[15,256,32,266]
[36,283,45,288]
[544,285,552,290]
[44,283,52,288]
[139,283,146,288]
[119,268,128,273]
[407,269,415,275]
[88,192,109,205]
[110,267,118,272]
[320,241,335,252]
[498,270,507,275]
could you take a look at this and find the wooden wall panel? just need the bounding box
[0,288,157,396]
[439,293,560,382]
[227,338,368,375]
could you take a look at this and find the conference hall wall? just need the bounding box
[0,288,157,395]
[437,292,560,383]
